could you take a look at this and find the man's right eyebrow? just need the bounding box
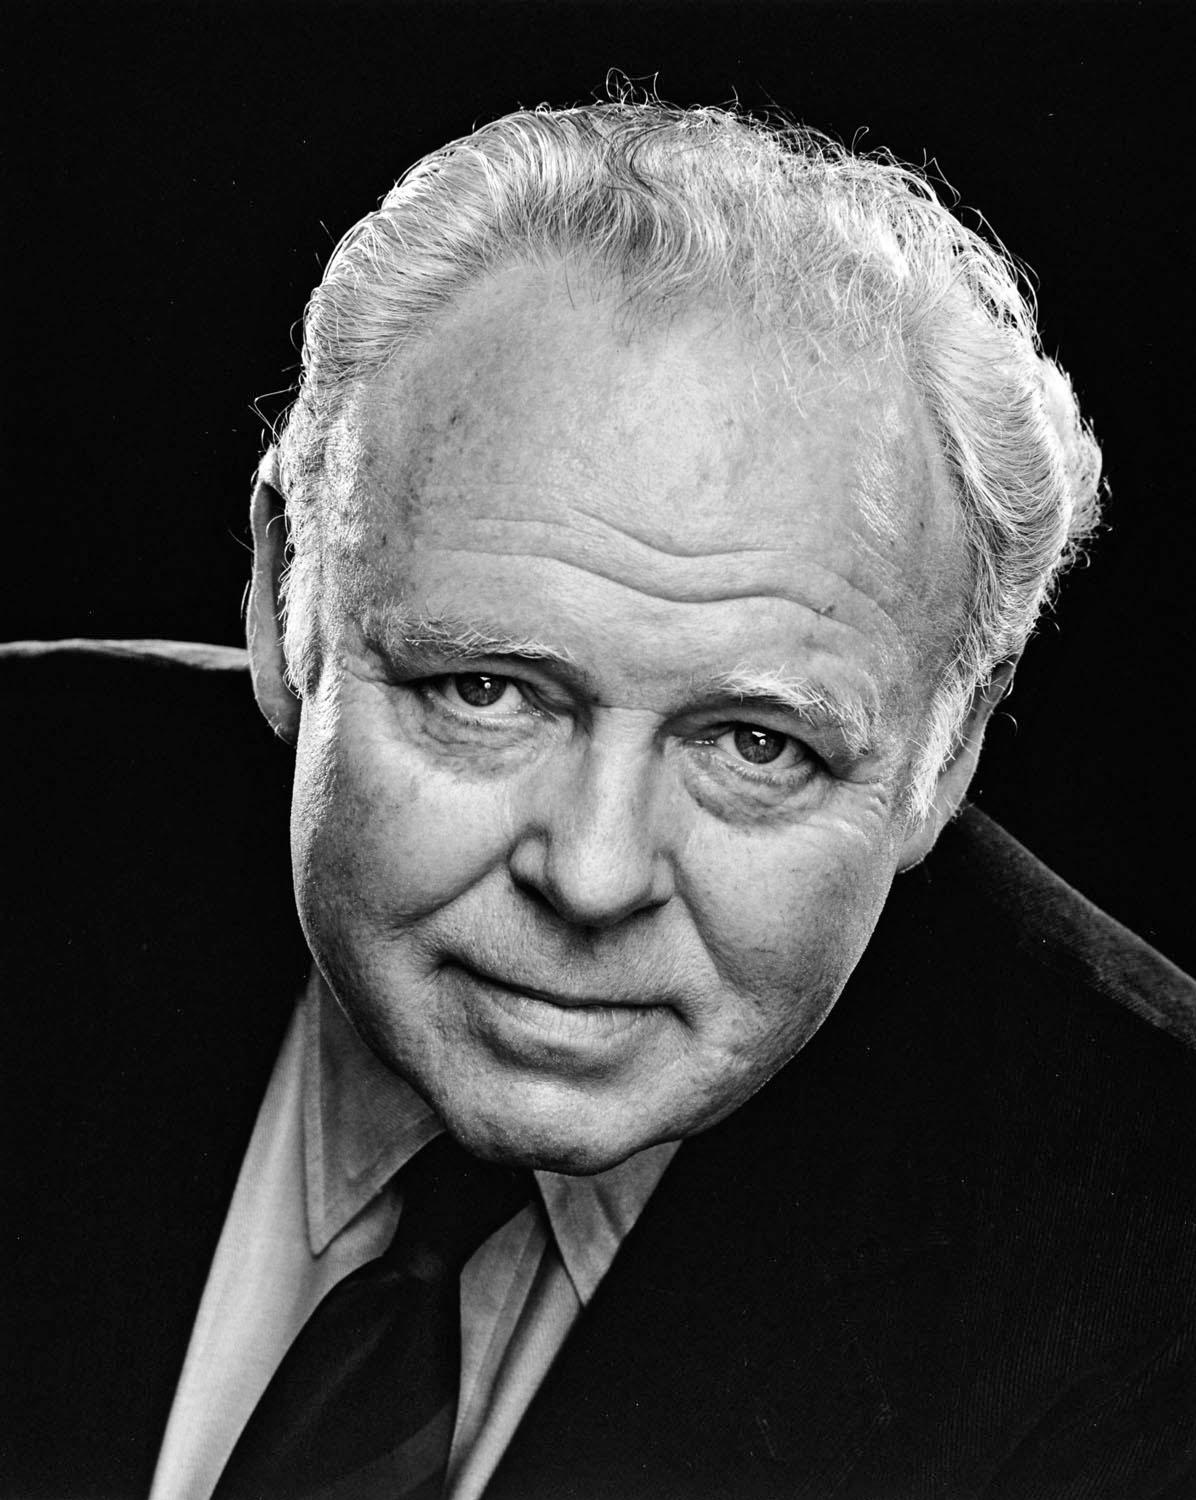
[360,607,581,677]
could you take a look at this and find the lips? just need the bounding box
[449,957,661,1011]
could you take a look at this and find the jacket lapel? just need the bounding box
[486,1088,898,1498]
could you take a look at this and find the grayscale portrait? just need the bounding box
[5,5,1193,1498]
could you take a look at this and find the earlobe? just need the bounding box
[896,664,1015,871]
[245,447,301,743]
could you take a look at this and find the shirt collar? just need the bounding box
[301,969,680,1301]
[302,967,441,1255]
[534,1141,678,1304]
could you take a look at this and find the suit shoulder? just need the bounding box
[0,636,250,671]
[3,635,302,1160]
[2,636,295,946]
[872,807,1196,1208]
[935,805,1196,1052]
[1,635,273,778]
[0,635,251,701]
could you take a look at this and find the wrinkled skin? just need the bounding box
[250,263,988,1173]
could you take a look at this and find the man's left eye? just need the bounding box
[436,673,524,712]
[717,723,804,770]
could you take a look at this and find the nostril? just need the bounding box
[510,850,673,931]
[509,861,569,920]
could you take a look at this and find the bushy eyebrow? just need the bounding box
[361,606,580,674]
[710,666,877,756]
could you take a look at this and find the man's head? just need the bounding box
[247,101,1102,1171]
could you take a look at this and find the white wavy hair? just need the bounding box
[275,98,1102,820]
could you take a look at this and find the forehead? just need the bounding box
[361,269,944,523]
[327,263,964,713]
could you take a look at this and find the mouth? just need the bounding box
[452,957,651,1010]
[447,958,670,1050]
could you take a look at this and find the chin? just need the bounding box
[426,1074,672,1177]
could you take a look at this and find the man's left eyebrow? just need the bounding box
[707,666,878,756]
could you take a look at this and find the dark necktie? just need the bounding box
[212,1132,534,1500]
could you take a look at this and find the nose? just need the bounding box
[507,735,675,930]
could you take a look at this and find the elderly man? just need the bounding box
[5,101,1194,1498]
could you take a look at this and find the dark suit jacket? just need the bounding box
[3,642,1194,1499]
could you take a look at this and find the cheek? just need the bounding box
[684,819,894,1008]
[290,703,515,932]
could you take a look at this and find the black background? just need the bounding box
[7,0,1192,969]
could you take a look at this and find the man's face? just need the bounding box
[287,265,964,1172]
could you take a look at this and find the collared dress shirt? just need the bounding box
[150,970,679,1500]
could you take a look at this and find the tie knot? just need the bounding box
[387,1133,535,1278]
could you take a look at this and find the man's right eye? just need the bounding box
[422,674,530,718]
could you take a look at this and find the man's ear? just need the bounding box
[245,447,301,743]
[896,662,1015,871]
